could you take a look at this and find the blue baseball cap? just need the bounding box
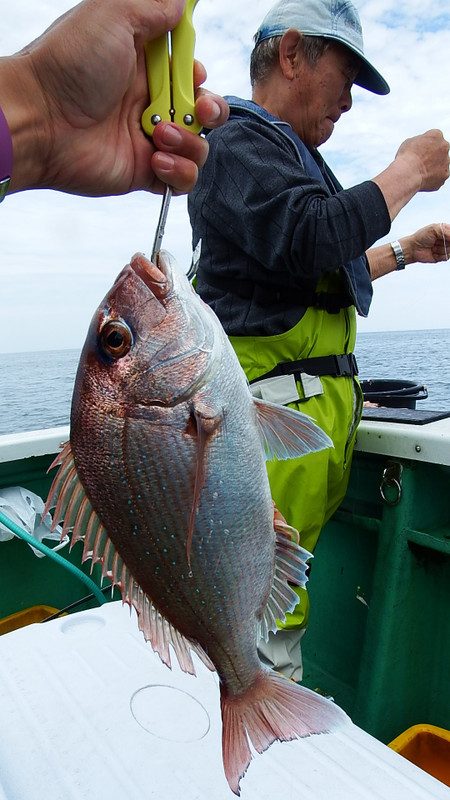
[254,0,390,95]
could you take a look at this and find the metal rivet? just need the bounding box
[183,114,194,126]
[415,444,422,453]
[151,114,162,126]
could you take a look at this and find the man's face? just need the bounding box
[289,41,359,148]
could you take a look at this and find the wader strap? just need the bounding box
[249,353,358,384]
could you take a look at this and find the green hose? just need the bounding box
[0,509,106,606]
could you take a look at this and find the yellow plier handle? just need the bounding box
[141,0,201,136]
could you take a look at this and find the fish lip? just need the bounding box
[130,252,170,300]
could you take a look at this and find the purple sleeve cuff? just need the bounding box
[0,104,13,201]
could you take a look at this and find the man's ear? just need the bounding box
[279,29,303,80]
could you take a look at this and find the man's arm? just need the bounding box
[367,223,450,280]
[190,117,390,281]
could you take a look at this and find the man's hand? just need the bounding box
[1,0,228,197]
[367,222,450,280]
[373,129,449,222]
[399,223,450,265]
[394,130,450,193]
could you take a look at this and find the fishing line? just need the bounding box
[41,585,115,621]
[441,222,448,261]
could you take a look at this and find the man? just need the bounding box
[188,0,450,680]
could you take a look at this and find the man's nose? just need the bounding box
[341,87,353,113]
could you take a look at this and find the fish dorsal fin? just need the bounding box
[259,509,313,642]
[186,403,222,569]
[44,442,215,676]
[253,397,333,461]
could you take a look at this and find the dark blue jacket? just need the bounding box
[188,96,391,335]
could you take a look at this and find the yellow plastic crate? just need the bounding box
[0,605,60,635]
[389,724,450,787]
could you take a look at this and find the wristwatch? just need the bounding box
[0,105,13,203]
[390,240,406,271]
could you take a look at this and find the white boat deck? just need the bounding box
[0,601,448,800]
[1,417,450,466]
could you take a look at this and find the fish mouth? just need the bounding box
[129,252,171,301]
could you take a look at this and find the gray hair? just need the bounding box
[250,33,330,87]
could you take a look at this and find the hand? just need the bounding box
[400,223,450,265]
[395,130,450,193]
[1,0,228,197]
[373,130,449,221]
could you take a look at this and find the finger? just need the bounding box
[153,122,210,167]
[195,90,229,129]
[151,150,200,194]
[130,0,185,43]
[193,62,229,127]
[193,60,207,88]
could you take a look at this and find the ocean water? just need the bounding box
[0,328,449,436]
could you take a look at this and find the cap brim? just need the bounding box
[353,53,390,96]
[321,34,390,95]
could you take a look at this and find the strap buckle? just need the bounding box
[332,354,358,377]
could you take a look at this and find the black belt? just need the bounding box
[249,353,358,384]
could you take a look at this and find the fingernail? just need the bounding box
[155,153,175,173]
[160,124,183,146]
[209,101,222,121]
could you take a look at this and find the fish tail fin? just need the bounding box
[220,670,349,795]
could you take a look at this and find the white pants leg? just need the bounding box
[257,627,305,682]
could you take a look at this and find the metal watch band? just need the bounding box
[391,240,406,271]
[0,104,13,203]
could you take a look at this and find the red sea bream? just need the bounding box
[45,251,348,793]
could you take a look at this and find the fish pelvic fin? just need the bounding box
[186,403,222,569]
[44,442,215,677]
[259,509,313,641]
[220,671,349,795]
[253,397,333,461]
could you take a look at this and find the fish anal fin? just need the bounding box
[254,397,333,461]
[186,402,223,568]
[260,507,313,640]
[220,672,349,795]
[44,441,215,676]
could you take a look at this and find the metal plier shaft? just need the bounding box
[141,0,200,262]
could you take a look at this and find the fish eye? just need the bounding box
[99,320,133,359]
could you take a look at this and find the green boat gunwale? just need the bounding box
[0,418,449,750]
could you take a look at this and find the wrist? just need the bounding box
[390,240,406,270]
[373,157,422,221]
[0,55,52,193]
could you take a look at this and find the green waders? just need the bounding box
[230,301,362,631]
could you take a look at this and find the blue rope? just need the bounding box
[0,509,105,605]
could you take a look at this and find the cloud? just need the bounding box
[1,0,449,352]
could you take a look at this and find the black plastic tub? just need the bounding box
[360,379,428,409]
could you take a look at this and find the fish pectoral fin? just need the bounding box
[253,397,333,461]
[186,403,223,567]
[259,511,313,641]
[44,442,215,677]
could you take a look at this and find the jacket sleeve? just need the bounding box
[189,117,390,282]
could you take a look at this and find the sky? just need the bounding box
[1,0,449,354]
